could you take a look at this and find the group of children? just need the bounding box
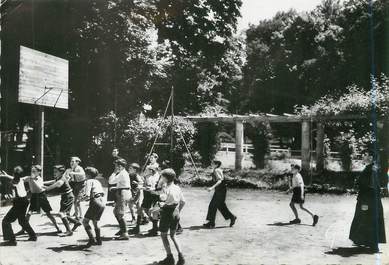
[0,152,186,265]
[1,148,325,265]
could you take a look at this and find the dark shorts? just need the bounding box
[85,196,105,221]
[107,184,116,202]
[113,190,131,216]
[70,181,86,199]
[29,192,52,213]
[159,205,180,233]
[60,192,75,213]
[142,191,158,209]
[291,187,305,204]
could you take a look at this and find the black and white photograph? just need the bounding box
[0,0,388,264]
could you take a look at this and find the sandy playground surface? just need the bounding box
[0,187,388,265]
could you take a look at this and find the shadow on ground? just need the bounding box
[267,222,311,227]
[185,225,229,231]
[325,247,377,257]
[47,244,93,252]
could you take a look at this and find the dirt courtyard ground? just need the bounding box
[0,187,388,265]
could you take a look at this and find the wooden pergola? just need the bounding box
[187,113,367,171]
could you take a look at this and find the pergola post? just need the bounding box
[301,120,310,174]
[235,119,244,170]
[316,122,325,173]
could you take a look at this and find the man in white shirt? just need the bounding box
[109,158,131,239]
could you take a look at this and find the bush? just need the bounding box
[91,112,196,174]
[245,123,270,169]
[193,122,220,167]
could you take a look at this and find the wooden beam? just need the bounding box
[315,122,325,173]
[235,120,244,170]
[186,113,371,124]
[301,120,310,175]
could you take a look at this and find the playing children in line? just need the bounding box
[0,151,330,264]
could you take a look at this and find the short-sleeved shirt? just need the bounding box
[109,169,131,189]
[213,168,224,182]
[161,183,185,206]
[55,175,73,194]
[13,180,27,198]
[25,175,45,193]
[85,179,104,197]
[144,173,160,190]
[292,173,304,188]
[68,166,86,182]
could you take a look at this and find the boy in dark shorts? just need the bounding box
[110,158,132,240]
[0,167,37,245]
[14,165,61,235]
[128,163,145,234]
[82,167,105,246]
[44,165,81,236]
[65,157,86,220]
[157,168,185,265]
[288,164,319,226]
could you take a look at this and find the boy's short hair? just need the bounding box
[114,158,127,167]
[53,165,66,173]
[71,156,81,163]
[161,168,176,182]
[32,165,42,172]
[293,164,301,171]
[14,166,24,175]
[150,153,159,159]
[213,160,222,167]
[129,163,140,170]
[85,167,99,178]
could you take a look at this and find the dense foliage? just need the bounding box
[241,0,388,114]
[92,112,196,174]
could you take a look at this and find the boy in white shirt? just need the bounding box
[82,167,105,246]
[288,164,319,226]
[15,165,61,235]
[157,168,185,265]
[109,158,132,239]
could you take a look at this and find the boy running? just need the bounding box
[82,167,105,246]
[109,158,132,239]
[128,163,145,234]
[65,157,86,220]
[0,167,37,245]
[288,164,319,226]
[7,165,61,235]
[44,165,82,236]
[157,168,185,265]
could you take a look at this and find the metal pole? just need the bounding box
[170,86,174,162]
[38,107,45,179]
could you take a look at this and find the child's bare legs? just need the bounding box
[289,202,299,219]
[92,220,101,244]
[74,199,82,219]
[299,203,314,218]
[46,212,61,232]
[83,217,95,245]
[170,230,182,254]
[161,232,172,255]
